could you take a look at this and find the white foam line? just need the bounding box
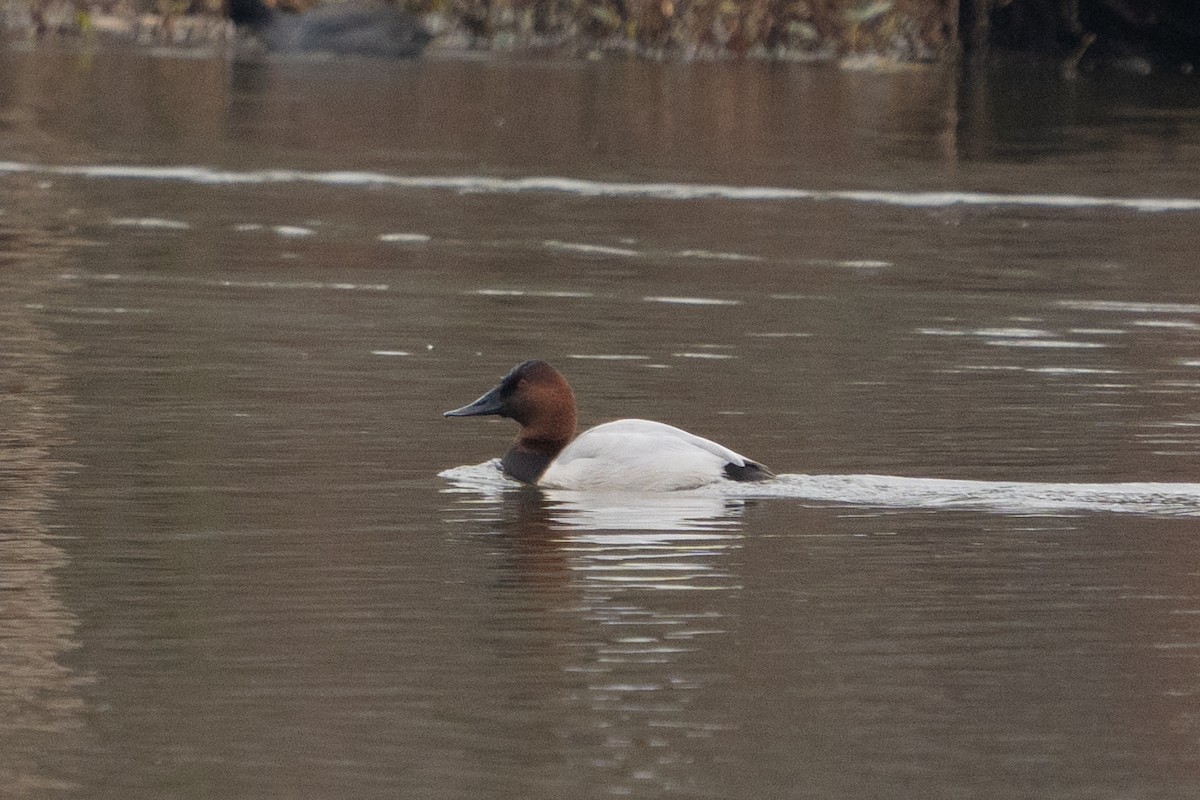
[1027,367,1127,374]
[544,240,642,257]
[66,306,153,314]
[827,259,892,268]
[4,161,1199,213]
[725,474,1200,517]
[984,339,1109,349]
[216,279,383,290]
[1132,320,1200,330]
[440,461,1200,518]
[110,217,191,230]
[273,225,316,237]
[672,249,763,262]
[59,272,389,291]
[974,327,1053,338]
[918,328,969,336]
[645,296,741,306]
[471,289,594,298]
[569,354,650,360]
[1059,300,1200,314]
[831,190,1200,212]
[379,232,431,243]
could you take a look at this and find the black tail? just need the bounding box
[229,0,275,28]
[724,460,775,482]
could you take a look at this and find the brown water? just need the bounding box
[3,47,1200,799]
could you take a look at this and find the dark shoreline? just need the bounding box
[3,0,1198,75]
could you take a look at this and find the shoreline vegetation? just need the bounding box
[2,0,1197,73]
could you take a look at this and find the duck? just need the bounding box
[444,360,774,491]
[229,0,432,59]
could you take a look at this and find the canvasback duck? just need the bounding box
[444,360,774,491]
[229,0,432,59]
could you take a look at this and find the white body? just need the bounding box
[538,419,756,491]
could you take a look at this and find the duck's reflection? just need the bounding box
[441,483,746,796]
[542,489,745,533]
[440,466,747,532]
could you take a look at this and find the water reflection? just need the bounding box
[7,44,1200,799]
[442,484,744,795]
[0,211,85,797]
[442,461,748,531]
[552,491,744,533]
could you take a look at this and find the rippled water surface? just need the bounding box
[4,47,1200,799]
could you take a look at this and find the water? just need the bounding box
[3,46,1200,798]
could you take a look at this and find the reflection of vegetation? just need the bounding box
[0,212,85,798]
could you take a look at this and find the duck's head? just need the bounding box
[445,360,577,435]
[445,360,578,485]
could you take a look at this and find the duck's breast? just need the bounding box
[538,419,753,491]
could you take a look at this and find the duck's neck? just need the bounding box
[501,441,555,485]
[502,411,576,485]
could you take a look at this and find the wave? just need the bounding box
[109,217,191,230]
[440,461,1200,521]
[58,272,389,292]
[727,474,1200,517]
[4,160,1200,213]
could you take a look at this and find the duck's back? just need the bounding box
[539,419,771,491]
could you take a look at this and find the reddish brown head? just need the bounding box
[444,360,578,483]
